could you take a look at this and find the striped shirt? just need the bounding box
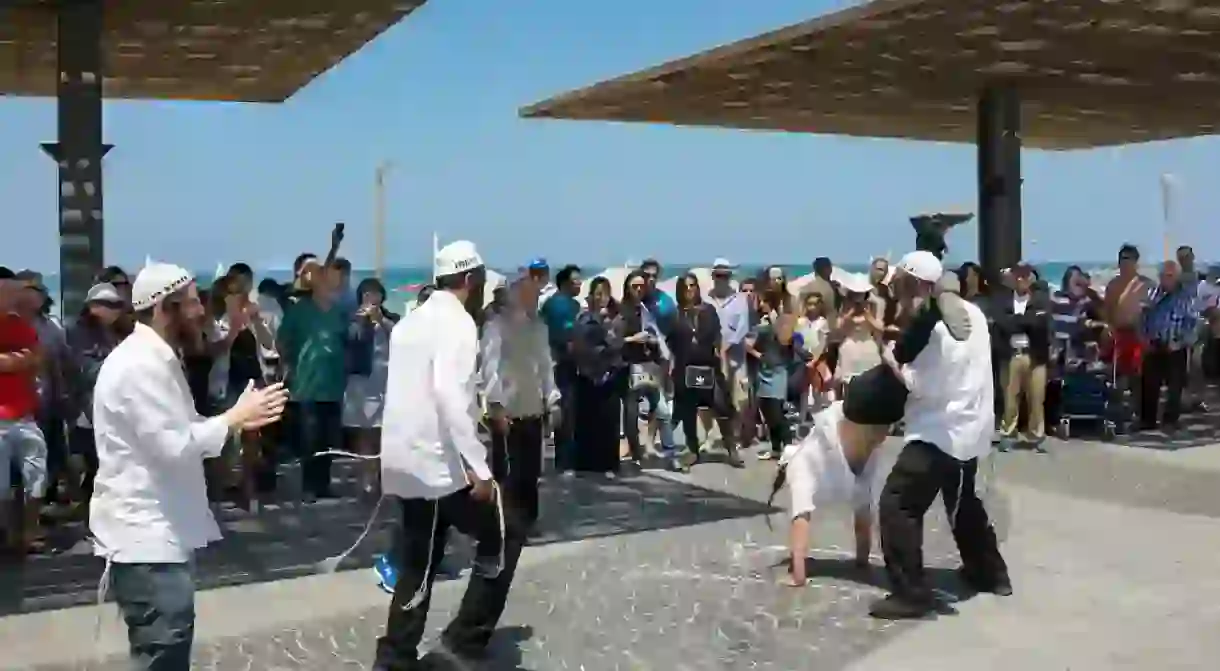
[1143,282,1198,347]
[1050,290,1094,356]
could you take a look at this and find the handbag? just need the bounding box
[684,364,715,390]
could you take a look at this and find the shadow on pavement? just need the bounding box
[0,463,774,617]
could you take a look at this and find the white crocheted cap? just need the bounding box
[132,262,194,311]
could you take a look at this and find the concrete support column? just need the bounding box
[41,0,111,315]
[977,85,1022,283]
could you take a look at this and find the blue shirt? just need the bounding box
[1143,283,1198,347]
[753,324,811,399]
[540,293,581,361]
[644,291,677,331]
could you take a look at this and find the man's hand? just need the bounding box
[225,382,290,431]
[488,403,509,432]
[331,222,345,249]
[468,473,495,502]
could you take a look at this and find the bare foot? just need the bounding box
[783,573,809,587]
[854,557,870,570]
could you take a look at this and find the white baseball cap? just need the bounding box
[84,283,124,305]
[435,240,484,278]
[896,251,943,284]
[132,262,194,311]
[712,258,736,272]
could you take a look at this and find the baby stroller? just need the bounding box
[1057,341,1124,440]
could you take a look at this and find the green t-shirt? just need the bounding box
[279,299,348,402]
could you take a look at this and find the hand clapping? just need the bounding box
[226,381,290,431]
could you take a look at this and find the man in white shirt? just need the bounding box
[90,262,288,669]
[870,251,1011,620]
[481,272,557,532]
[375,241,527,669]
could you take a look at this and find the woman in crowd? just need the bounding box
[669,273,743,470]
[957,262,990,306]
[344,278,398,495]
[796,292,833,412]
[749,312,813,460]
[569,276,627,476]
[760,266,792,320]
[618,270,673,467]
[65,283,131,513]
[829,274,884,397]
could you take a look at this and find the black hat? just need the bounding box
[842,364,908,426]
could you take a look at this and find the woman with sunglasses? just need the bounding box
[65,283,132,514]
[618,270,676,467]
[668,273,743,471]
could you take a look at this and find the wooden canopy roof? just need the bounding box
[521,0,1220,149]
[0,0,427,102]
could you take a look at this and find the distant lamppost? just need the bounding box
[374,161,395,278]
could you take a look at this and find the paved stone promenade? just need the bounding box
[3,409,1219,670]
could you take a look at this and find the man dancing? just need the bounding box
[375,241,528,670]
[870,251,1012,620]
[90,262,288,668]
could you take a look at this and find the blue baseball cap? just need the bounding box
[527,258,549,271]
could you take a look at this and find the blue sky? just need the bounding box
[0,0,1215,272]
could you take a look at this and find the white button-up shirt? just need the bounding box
[381,290,491,501]
[480,310,556,419]
[902,299,995,463]
[90,323,229,563]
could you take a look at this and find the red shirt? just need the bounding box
[0,313,39,421]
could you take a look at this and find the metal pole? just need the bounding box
[373,161,391,279]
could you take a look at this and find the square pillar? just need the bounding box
[41,0,110,316]
[977,85,1022,283]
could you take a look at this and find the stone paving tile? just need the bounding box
[992,440,1220,518]
[1,468,771,617]
[31,501,970,671]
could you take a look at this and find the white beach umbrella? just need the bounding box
[660,267,739,301]
[788,267,864,297]
[579,266,633,304]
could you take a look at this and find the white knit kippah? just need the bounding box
[132,261,194,311]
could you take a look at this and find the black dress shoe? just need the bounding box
[957,567,1014,596]
[868,593,936,620]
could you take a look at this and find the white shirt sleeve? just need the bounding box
[901,323,945,399]
[434,320,492,481]
[117,360,230,462]
[479,318,505,407]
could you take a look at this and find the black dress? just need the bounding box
[570,312,627,473]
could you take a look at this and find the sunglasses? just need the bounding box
[629,282,646,290]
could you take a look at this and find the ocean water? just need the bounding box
[38,261,1096,316]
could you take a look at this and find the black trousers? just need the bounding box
[757,397,790,456]
[1140,343,1188,425]
[490,416,544,529]
[672,366,735,454]
[572,373,625,473]
[375,490,527,669]
[287,401,341,496]
[879,441,1009,602]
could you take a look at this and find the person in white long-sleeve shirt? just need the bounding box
[869,251,1011,620]
[374,241,527,670]
[89,262,288,669]
[481,271,559,531]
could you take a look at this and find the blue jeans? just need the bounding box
[111,562,195,670]
[623,383,676,459]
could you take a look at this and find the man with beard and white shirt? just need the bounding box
[480,271,559,533]
[90,262,288,668]
[870,251,1011,620]
[374,241,528,670]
